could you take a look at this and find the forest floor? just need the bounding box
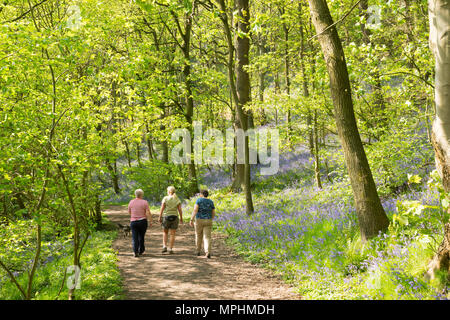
[105,205,300,300]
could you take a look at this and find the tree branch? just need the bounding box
[382,71,434,89]
[308,0,362,41]
[5,0,48,23]
[0,259,27,299]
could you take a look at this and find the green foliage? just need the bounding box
[0,229,123,300]
[393,170,449,235]
[123,160,191,202]
[0,0,444,301]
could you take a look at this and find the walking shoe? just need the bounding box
[134,253,139,258]
[169,249,174,254]
[206,253,211,259]
[196,252,201,256]
[162,247,167,253]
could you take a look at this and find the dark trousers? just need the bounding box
[130,219,148,254]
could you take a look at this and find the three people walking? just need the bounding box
[127,187,215,258]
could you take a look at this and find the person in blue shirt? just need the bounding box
[189,189,215,258]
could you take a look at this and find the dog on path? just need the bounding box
[117,223,131,238]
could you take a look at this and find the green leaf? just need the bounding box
[407,174,422,184]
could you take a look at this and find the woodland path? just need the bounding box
[105,205,300,300]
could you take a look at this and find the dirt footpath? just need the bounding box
[105,205,300,300]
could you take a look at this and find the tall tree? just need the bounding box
[427,0,450,279]
[307,0,389,241]
[235,0,254,214]
[151,0,200,195]
[429,0,450,191]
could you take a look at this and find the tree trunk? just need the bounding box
[308,0,389,241]
[235,0,254,214]
[216,0,253,211]
[257,40,267,125]
[106,158,120,194]
[146,123,154,160]
[429,0,450,191]
[123,139,132,168]
[313,110,322,189]
[162,139,169,163]
[160,109,169,164]
[181,4,199,197]
[299,4,314,156]
[57,165,80,300]
[231,120,244,191]
[217,0,241,190]
[94,194,102,225]
[136,141,142,167]
[426,223,450,281]
[274,72,280,126]
[427,0,450,280]
[359,0,386,137]
[280,6,292,146]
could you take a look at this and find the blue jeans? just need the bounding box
[130,219,148,254]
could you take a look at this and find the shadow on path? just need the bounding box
[105,205,300,300]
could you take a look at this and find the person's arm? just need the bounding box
[159,202,166,223]
[211,208,215,220]
[189,204,199,227]
[177,203,183,224]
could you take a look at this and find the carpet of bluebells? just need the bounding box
[197,146,449,300]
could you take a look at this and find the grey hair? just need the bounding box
[167,186,176,195]
[135,189,144,198]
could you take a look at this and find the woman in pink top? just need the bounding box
[128,189,152,257]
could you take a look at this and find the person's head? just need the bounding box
[200,189,209,198]
[167,186,176,196]
[135,189,144,199]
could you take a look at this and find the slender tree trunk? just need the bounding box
[147,138,154,160]
[106,159,120,194]
[161,139,169,163]
[136,141,142,167]
[181,4,199,196]
[216,0,249,200]
[26,224,41,299]
[257,40,267,125]
[2,194,6,219]
[308,0,389,241]
[235,0,254,214]
[94,194,102,225]
[123,139,132,168]
[57,165,80,300]
[401,0,415,44]
[359,0,370,42]
[160,109,169,163]
[280,6,292,146]
[231,120,244,191]
[427,0,450,279]
[313,110,322,189]
[359,0,386,136]
[275,72,280,126]
[299,4,314,156]
[146,123,154,160]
